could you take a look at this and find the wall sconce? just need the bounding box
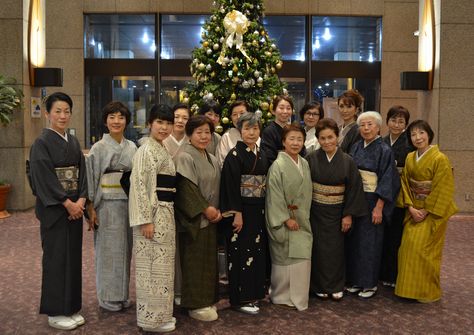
[28,0,46,86]
[33,67,63,87]
[400,71,429,90]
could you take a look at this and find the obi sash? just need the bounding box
[100,170,125,195]
[240,175,266,198]
[312,182,345,205]
[359,169,378,193]
[409,178,432,200]
[55,166,79,192]
[156,174,176,202]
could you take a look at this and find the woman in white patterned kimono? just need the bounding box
[86,102,136,312]
[129,105,177,333]
[265,123,313,311]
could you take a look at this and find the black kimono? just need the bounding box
[219,141,269,306]
[339,122,361,154]
[347,137,400,289]
[380,133,414,284]
[306,149,368,294]
[261,121,305,166]
[29,129,87,316]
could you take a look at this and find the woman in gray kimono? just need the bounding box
[265,123,313,311]
[86,101,136,312]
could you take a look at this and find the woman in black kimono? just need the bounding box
[380,106,414,287]
[220,113,268,315]
[29,92,87,330]
[306,119,367,301]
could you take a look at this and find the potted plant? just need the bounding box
[0,75,24,218]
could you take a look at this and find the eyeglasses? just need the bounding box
[305,112,320,117]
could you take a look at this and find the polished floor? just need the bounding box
[0,210,473,334]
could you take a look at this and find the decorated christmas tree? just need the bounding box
[183,0,286,131]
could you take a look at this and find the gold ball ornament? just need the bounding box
[210,71,216,77]
[203,41,209,48]
[260,102,269,111]
[232,64,238,72]
[265,51,272,57]
[276,61,283,70]
[230,93,237,100]
[232,77,240,84]
[182,97,189,104]
[252,40,259,47]
[257,82,263,87]
[213,43,219,50]
[266,112,273,119]
[261,30,265,35]
[222,117,230,124]
[271,67,276,73]
[198,63,206,70]
[215,125,224,133]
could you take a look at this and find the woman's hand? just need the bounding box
[341,215,352,232]
[140,223,154,239]
[285,218,299,231]
[409,206,428,223]
[63,199,84,220]
[232,212,243,233]
[372,198,384,225]
[204,206,222,223]
[87,202,98,231]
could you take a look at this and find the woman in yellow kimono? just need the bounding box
[395,120,458,303]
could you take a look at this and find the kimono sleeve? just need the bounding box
[265,161,289,244]
[396,159,414,208]
[424,153,458,218]
[29,138,68,206]
[219,150,243,216]
[343,155,369,217]
[375,146,397,203]
[77,144,88,199]
[85,144,100,204]
[261,126,278,165]
[128,146,154,226]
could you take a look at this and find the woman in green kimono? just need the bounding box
[174,115,222,321]
[265,123,313,311]
[395,120,458,303]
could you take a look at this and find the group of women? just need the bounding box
[29,90,457,332]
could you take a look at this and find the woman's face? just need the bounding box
[338,100,357,124]
[189,123,212,151]
[387,116,406,137]
[240,121,260,147]
[231,105,247,127]
[149,118,173,143]
[47,100,71,134]
[204,110,220,126]
[273,99,292,124]
[317,128,338,155]
[174,108,190,134]
[106,112,126,136]
[410,127,430,151]
[359,117,380,142]
[303,108,321,128]
[283,130,304,157]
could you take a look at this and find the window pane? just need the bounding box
[84,14,156,59]
[311,78,380,124]
[161,15,210,59]
[264,16,306,61]
[312,16,382,62]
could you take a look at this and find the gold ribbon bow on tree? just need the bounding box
[218,10,251,64]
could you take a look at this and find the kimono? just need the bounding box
[380,133,414,284]
[86,134,136,303]
[216,127,241,168]
[395,145,458,301]
[306,148,368,294]
[265,152,313,310]
[29,128,87,316]
[339,122,361,154]
[304,127,320,154]
[129,137,176,329]
[163,134,188,158]
[347,137,400,289]
[261,121,306,166]
[174,143,221,309]
[220,141,269,306]
[206,132,221,156]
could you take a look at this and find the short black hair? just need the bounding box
[199,101,222,116]
[185,115,215,137]
[315,118,339,138]
[102,101,131,126]
[172,103,190,116]
[386,105,410,125]
[229,100,251,114]
[148,104,174,125]
[299,101,324,120]
[406,120,435,146]
[273,95,294,112]
[45,92,73,113]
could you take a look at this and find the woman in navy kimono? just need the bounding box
[346,112,400,298]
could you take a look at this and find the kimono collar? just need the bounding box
[389,132,404,146]
[103,133,125,147]
[341,121,356,132]
[281,152,303,176]
[416,145,434,161]
[364,135,381,148]
[326,147,338,162]
[48,128,68,142]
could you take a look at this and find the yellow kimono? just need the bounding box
[395,145,458,301]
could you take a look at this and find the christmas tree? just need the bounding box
[183,0,286,131]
